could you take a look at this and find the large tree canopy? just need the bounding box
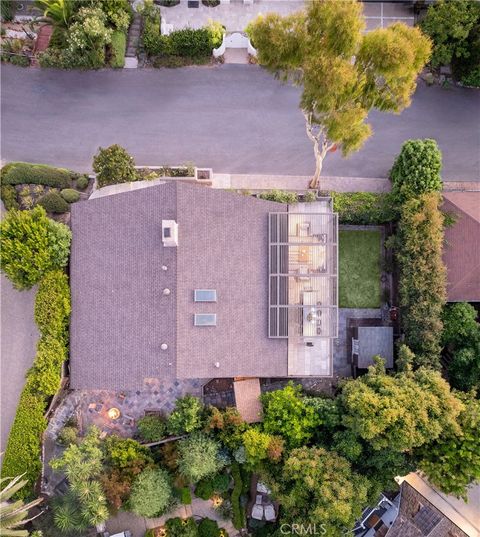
[247,0,431,187]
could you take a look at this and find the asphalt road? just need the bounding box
[1,64,479,181]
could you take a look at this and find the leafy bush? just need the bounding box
[60,188,80,203]
[57,425,79,447]
[76,175,89,190]
[202,0,220,6]
[390,139,442,203]
[231,462,245,530]
[331,192,396,224]
[178,433,224,483]
[9,54,30,67]
[212,472,230,493]
[0,162,74,188]
[461,65,480,87]
[129,468,173,518]
[198,518,220,537]
[207,20,224,48]
[1,185,19,210]
[34,270,71,340]
[98,0,132,32]
[180,487,192,505]
[167,394,205,435]
[137,415,167,442]
[104,435,152,470]
[157,0,180,6]
[27,335,66,397]
[169,28,212,58]
[37,192,70,214]
[258,190,298,204]
[206,406,247,450]
[93,144,137,188]
[0,0,16,21]
[166,517,199,537]
[442,302,479,348]
[397,193,446,367]
[110,30,126,68]
[0,206,72,289]
[195,479,214,500]
[242,429,284,467]
[449,345,480,393]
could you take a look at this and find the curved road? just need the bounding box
[1,64,479,181]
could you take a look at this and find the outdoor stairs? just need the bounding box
[125,12,143,68]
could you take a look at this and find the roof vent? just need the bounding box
[162,265,168,271]
[162,220,178,247]
[214,362,220,368]
[163,288,171,296]
[161,343,168,350]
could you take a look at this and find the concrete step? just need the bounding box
[224,47,249,64]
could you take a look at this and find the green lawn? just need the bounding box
[339,230,382,308]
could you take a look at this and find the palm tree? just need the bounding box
[34,0,74,29]
[0,474,43,537]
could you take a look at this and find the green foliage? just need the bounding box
[0,162,74,188]
[35,0,74,29]
[1,0,16,21]
[37,192,70,214]
[34,270,71,340]
[242,429,284,467]
[129,468,173,518]
[271,446,369,534]
[93,144,137,188]
[104,435,152,470]
[230,463,245,530]
[167,394,205,435]
[140,0,164,56]
[211,472,230,493]
[60,188,80,203]
[166,517,199,537]
[331,192,396,225]
[397,193,446,367]
[207,19,224,48]
[261,383,320,448]
[97,0,132,32]
[418,392,480,499]
[461,65,480,87]
[195,479,214,500]
[258,190,298,204]
[137,415,167,442]
[390,139,442,203]
[198,518,220,537]
[178,433,224,483]
[449,345,480,393]
[0,206,71,289]
[202,0,220,6]
[27,336,66,397]
[180,486,192,505]
[442,302,479,348]
[205,406,248,450]
[57,425,79,447]
[168,28,212,58]
[76,175,89,190]
[1,185,19,210]
[110,30,126,67]
[339,358,464,452]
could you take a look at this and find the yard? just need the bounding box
[339,229,382,308]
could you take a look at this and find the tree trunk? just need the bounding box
[303,111,333,190]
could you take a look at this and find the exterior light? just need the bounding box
[108,407,121,420]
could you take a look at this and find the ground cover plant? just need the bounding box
[331,192,396,225]
[339,230,382,308]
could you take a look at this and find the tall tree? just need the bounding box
[247,0,431,188]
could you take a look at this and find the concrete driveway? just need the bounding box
[0,205,38,455]
[1,64,479,181]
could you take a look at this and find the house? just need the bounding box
[351,325,393,376]
[69,182,338,390]
[442,192,480,303]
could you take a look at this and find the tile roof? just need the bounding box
[70,182,288,390]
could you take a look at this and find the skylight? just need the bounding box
[194,313,217,326]
[194,289,217,302]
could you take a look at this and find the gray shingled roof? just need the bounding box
[70,182,288,390]
[357,326,393,369]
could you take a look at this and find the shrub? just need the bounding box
[212,472,230,493]
[449,344,480,392]
[157,0,180,6]
[331,192,397,225]
[206,406,247,450]
[397,193,446,367]
[442,302,479,348]
[98,0,132,32]
[180,487,192,505]
[57,425,79,446]
[207,20,224,48]
[0,206,71,290]
[0,162,74,189]
[37,192,70,214]
[166,517,199,537]
[27,336,67,397]
[195,479,214,500]
[242,429,283,467]
[0,0,16,21]
[169,28,212,58]
[137,415,167,442]
[129,468,173,518]
[104,435,152,470]
[76,175,89,190]
[390,139,442,203]
[231,462,245,530]
[93,144,137,188]
[258,190,298,204]
[461,66,480,87]
[202,0,220,6]
[140,0,164,56]
[110,30,126,68]
[10,54,30,67]
[1,185,19,210]
[34,270,71,340]
[198,518,220,537]
[60,188,80,203]
[167,394,205,435]
[178,433,224,483]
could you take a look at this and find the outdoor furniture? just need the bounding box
[88,403,103,413]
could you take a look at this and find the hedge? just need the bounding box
[231,462,246,530]
[1,162,75,189]
[34,270,71,341]
[37,192,70,214]
[111,30,126,68]
[331,192,397,225]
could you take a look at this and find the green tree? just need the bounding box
[339,358,464,452]
[0,206,71,290]
[92,144,136,188]
[442,302,479,348]
[242,428,284,467]
[420,0,480,68]
[178,433,224,483]
[261,383,320,448]
[418,392,480,499]
[247,0,431,188]
[270,447,369,535]
[137,415,167,442]
[167,395,205,435]
[129,468,173,518]
[390,139,442,202]
[449,344,480,393]
[205,406,247,450]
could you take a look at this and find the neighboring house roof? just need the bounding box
[387,474,478,537]
[70,182,288,389]
[357,326,393,369]
[233,378,263,423]
[442,192,480,303]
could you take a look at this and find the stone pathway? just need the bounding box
[125,11,143,68]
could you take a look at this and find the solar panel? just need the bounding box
[194,289,217,302]
[194,313,217,326]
